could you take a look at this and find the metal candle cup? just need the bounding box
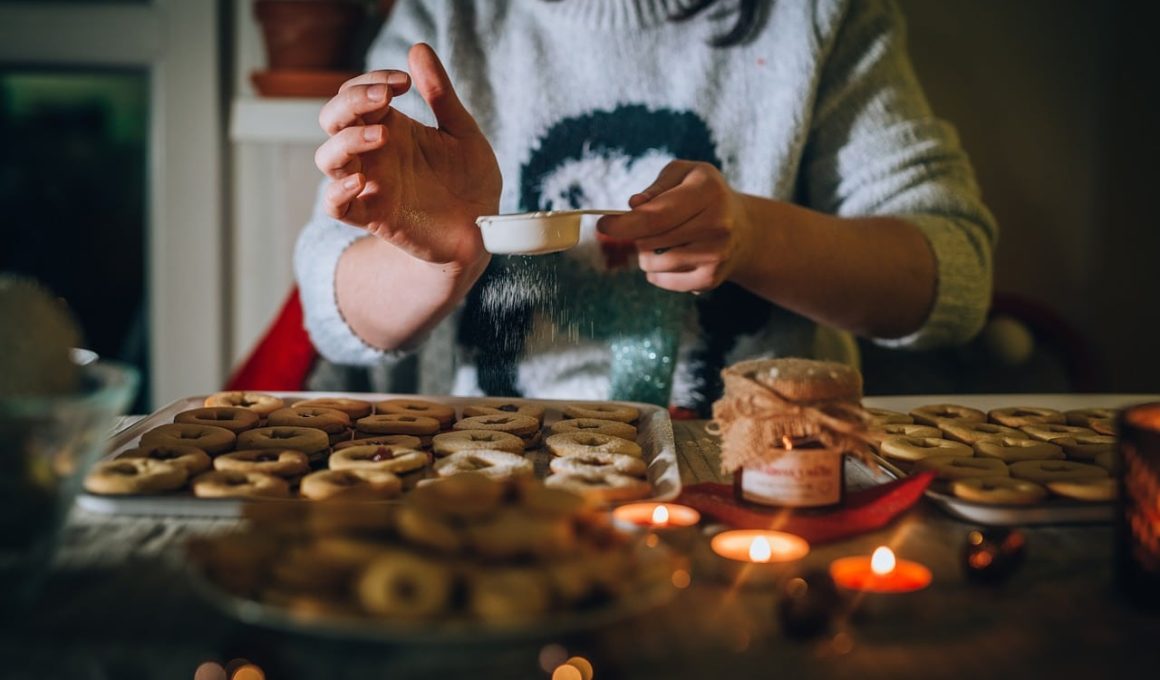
[829,546,932,623]
[708,529,811,588]
[612,502,703,553]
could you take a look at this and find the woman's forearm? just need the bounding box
[731,194,937,340]
[335,237,490,351]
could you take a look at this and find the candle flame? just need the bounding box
[871,546,896,575]
[749,536,773,563]
[781,435,794,450]
[651,504,670,526]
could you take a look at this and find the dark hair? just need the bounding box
[544,0,762,47]
[670,0,761,47]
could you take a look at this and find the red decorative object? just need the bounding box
[225,287,317,391]
[676,471,934,544]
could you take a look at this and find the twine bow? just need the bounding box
[709,368,875,473]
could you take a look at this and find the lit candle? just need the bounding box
[710,530,810,563]
[829,546,932,594]
[611,502,701,529]
[706,529,810,588]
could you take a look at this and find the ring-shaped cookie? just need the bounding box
[913,455,1009,481]
[873,423,941,440]
[548,418,638,440]
[119,444,212,474]
[909,404,985,426]
[1008,459,1108,484]
[544,471,651,504]
[987,406,1065,428]
[549,451,647,478]
[335,434,423,451]
[268,406,351,434]
[299,469,403,500]
[545,432,643,459]
[236,426,330,456]
[462,401,546,423]
[1064,408,1118,428]
[879,436,971,462]
[374,399,455,428]
[865,408,914,426]
[973,437,1064,463]
[190,470,290,498]
[213,448,310,477]
[1088,418,1116,436]
[1046,477,1117,502]
[174,406,260,434]
[356,413,442,436]
[433,449,534,480]
[292,397,373,420]
[357,551,452,618]
[409,474,506,520]
[329,444,428,474]
[562,402,640,424]
[467,510,576,560]
[203,391,284,417]
[84,458,188,495]
[452,414,540,438]
[140,423,236,456]
[950,477,1048,505]
[432,429,525,456]
[1056,434,1116,461]
[1020,424,1096,442]
[941,421,1027,444]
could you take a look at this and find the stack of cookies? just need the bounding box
[870,404,1119,505]
[84,392,654,505]
[187,475,676,627]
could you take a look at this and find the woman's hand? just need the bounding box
[315,43,501,267]
[596,160,754,293]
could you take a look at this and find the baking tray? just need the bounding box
[863,393,1160,526]
[78,392,679,517]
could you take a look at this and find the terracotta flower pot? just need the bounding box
[254,0,366,71]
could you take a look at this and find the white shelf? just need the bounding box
[230,97,326,144]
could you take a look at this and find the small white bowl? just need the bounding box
[475,209,625,255]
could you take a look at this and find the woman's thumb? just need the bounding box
[408,43,478,137]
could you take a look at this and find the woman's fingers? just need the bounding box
[324,173,370,224]
[314,125,388,179]
[320,71,410,135]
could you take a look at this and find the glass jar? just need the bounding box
[733,437,845,509]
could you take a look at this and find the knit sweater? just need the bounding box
[294,0,997,412]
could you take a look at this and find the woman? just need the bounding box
[295,0,996,414]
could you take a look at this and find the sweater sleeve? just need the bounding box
[293,0,438,366]
[803,0,998,350]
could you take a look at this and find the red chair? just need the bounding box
[224,287,317,391]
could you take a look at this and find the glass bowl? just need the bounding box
[0,354,138,606]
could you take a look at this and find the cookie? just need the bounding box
[84,458,188,495]
[545,432,643,458]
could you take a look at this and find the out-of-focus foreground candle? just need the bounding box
[1117,402,1160,609]
[612,502,701,529]
[830,546,932,593]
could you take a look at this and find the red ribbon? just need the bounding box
[675,471,934,544]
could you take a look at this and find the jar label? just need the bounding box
[740,449,843,507]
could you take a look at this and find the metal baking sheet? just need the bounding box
[78,392,680,517]
[864,394,1158,526]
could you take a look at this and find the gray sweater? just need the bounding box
[294,0,997,411]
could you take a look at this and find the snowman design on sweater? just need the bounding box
[459,104,774,413]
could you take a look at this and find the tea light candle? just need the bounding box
[611,502,701,529]
[829,546,932,624]
[830,546,931,593]
[711,530,811,564]
[703,529,809,588]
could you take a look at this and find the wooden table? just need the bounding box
[2,417,1158,679]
